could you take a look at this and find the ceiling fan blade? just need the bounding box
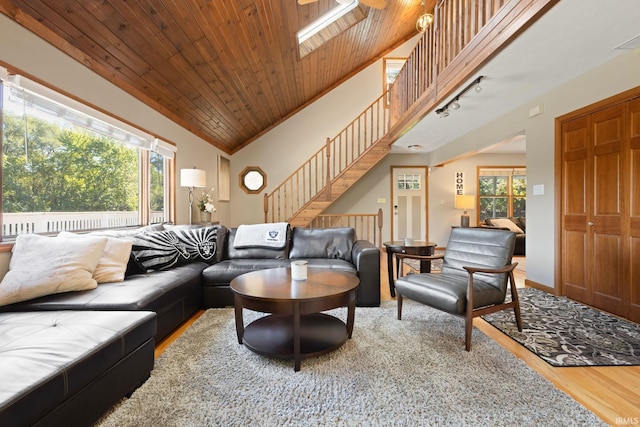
[359,0,386,9]
[297,0,319,5]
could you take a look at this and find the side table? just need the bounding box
[383,240,437,297]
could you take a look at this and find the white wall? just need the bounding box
[225,31,639,292]
[0,14,227,227]
[424,49,640,289]
[427,153,526,247]
[227,36,421,226]
[317,47,639,291]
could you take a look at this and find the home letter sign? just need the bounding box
[455,172,464,195]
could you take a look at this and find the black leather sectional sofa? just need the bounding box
[0,224,380,426]
[203,225,381,308]
[479,217,526,255]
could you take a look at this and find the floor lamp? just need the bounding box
[455,195,475,227]
[180,168,206,224]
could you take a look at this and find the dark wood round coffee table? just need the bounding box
[230,267,359,371]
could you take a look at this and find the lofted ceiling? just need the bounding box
[0,0,430,154]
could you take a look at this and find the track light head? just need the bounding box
[438,107,449,118]
[434,76,484,118]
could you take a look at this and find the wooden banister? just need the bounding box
[264,93,389,223]
[309,209,384,248]
[389,0,554,134]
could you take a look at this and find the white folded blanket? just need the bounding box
[233,222,288,249]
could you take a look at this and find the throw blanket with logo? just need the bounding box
[233,222,288,249]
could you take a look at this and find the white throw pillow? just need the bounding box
[490,218,524,234]
[0,234,108,306]
[58,231,132,283]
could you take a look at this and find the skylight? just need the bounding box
[297,0,360,44]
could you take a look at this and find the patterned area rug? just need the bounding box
[483,288,640,367]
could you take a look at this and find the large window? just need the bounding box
[478,167,526,221]
[1,72,176,240]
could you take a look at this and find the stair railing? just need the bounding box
[309,209,384,248]
[264,93,389,223]
[264,0,549,225]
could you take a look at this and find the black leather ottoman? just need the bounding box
[0,310,156,427]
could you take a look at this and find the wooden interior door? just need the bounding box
[559,89,640,322]
[589,104,626,316]
[561,116,589,302]
[628,97,640,322]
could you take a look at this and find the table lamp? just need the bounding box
[180,167,206,224]
[455,195,475,227]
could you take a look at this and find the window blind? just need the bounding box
[478,167,526,176]
[1,69,176,159]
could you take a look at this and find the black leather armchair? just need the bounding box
[394,227,522,351]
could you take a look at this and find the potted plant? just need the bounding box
[197,188,217,223]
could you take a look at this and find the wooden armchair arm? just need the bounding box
[464,262,519,316]
[463,262,518,275]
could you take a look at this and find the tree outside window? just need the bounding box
[1,75,173,239]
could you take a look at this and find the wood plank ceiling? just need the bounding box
[0,0,431,154]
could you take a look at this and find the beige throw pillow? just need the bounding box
[58,231,132,283]
[490,218,524,234]
[0,234,108,306]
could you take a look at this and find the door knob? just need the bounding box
[588,221,594,226]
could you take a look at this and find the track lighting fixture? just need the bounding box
[436,76,484,117]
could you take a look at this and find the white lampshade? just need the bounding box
[180,168,206,188]
[455,195,475,210]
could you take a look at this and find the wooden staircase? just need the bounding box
[289,137,391,227]
[264,92,391,227]
[264,0,556,227]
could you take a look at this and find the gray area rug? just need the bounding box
[483,288,640,367]
[97,301,603,426]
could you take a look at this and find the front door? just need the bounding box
[391,166,428,241]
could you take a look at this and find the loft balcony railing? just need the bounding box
[389,0,508,123]
[389,0,554,132]
[263,0,554,225]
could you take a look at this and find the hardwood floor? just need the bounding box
[156,254,640,426]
